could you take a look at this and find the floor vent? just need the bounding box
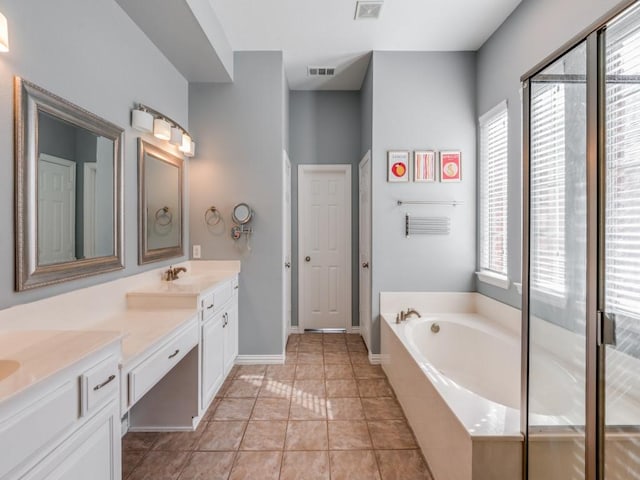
[307,66,336,77]
[355,1,383,20]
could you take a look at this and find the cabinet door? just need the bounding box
[202,313,225,409]
[23,402,121,480]
[223,299,238,375]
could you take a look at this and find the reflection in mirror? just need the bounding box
[15,77,124,291]
[37,111,115,265]
[138,140,183,264]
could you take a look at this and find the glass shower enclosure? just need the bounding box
[523,2,640,479]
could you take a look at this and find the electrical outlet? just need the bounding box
[193,244,201,259]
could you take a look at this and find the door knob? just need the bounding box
[285,262,291,268]
[305,256,311,262]
[362,262,369,268]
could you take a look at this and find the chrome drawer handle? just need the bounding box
[168,349,180,359]
[93,374,116,391]
[207,304,214,310]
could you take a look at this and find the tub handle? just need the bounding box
[430,323,440,334]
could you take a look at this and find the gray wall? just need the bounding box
[475,0,628,308]
[289,91,362,329]
[370,51,477,353]
[189,52,286,356]
[0,0,188,310]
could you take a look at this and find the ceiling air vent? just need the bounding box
[355,1,383,20]
[308,66,336,77]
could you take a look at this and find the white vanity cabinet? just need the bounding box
[0,340,121,480]
[200,275,239,411]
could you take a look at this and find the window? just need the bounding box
[479,101,509,282]
[605,15,640,325]
[530,83,566,298]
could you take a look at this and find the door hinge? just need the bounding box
[598,310,617,346]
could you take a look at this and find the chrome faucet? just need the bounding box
[164,266,187,281]
[396,307,422,323]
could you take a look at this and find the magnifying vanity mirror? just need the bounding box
[232,203,253,225]
[14,77,124,291]
[138,139,184,264]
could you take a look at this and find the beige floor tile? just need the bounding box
[285,421,328,450]
[287,334,302,344]
[265,364,296,380]
[284,353,298,364]
[177,451,235,480]
[280,451,330,480]
[127,451,188,480]
[295,364,325,379]
[353,364,385,379]
[368,420,417,449]
[211,398,256,420]
[224,378,262,397]
[152,422,206,451]
[349,352,371,365]
[240,421,287,450]
[326,379,359,397]
[286,343,298,354]
[327,397,365,420]
[324,364,354,379]
[197,421,246,451]
[328,421,372,450]
[259,378,293,398]
[357,379,394,397]
[122,450,145,479]
[251,397,291,420]
[375,450,433,480]
[297,352,324,364]
[229,451,282,480]
[347,342,368,353]
[235,365,267,378]
[323,343,348,353]
[322,334,346,344]
[361,398,405,420]
[289,395,327,420]
[293,379,326,398]
[299,333,323,344]
[323,352,352,364]
[123,432,159,451]
[298,342,324,353]
[329,450,381,480]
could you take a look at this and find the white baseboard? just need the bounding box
[350,326,360,334]
[121,414,129,437]
[368,353,382,365]
[235,354,285,365]
[288,326,301,335]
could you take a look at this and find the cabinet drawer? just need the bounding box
[129,322,198,405]
[81,356,119,417]
[215,281,233,310]
[201,292,216,321]
[0,381,79,478]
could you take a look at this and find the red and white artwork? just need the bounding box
[414,151,436,182]
[387,151,410,183]
[440,151,461,182]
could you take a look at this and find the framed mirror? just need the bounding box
[232,203,253,225]
[138,139,184,264]
[14,77,124,291]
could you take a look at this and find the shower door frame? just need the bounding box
[521,1,639,479]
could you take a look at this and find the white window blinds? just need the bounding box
[479,102,509,276]
[530,84,566,298]
[605,12,640,322]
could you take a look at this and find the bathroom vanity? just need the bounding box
[0,261,240,480]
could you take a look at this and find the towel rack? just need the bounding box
[405,214,450,236]
[397,200,463,207]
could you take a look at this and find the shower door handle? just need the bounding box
[598,311,617,347]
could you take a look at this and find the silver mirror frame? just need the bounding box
[138,139,184,264]
[232,203,253,225]
[14,77,124,291]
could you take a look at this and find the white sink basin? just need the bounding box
[0,360,20,381]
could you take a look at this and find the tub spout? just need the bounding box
[404,308,421,319]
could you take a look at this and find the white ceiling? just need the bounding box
[209,0,522,90]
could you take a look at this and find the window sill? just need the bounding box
[476,271,510,290]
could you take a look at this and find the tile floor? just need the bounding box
[123,333,434,480]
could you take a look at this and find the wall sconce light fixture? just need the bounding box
[0,12,9,52]
[131,103,195,157]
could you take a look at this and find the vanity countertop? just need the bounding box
[0,330,122,403]
[127,270,239,297]
[93,308,198,366]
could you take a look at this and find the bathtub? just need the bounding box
[380,292,523,480]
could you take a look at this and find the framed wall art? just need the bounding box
[414,150,436,182]
[440,151,461,182]
[387,150,410,182]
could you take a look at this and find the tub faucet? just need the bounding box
[403,308,421,319]
[164,266,187,281]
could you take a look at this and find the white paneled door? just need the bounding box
[298,165,351,331]
[359,152,372,351]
